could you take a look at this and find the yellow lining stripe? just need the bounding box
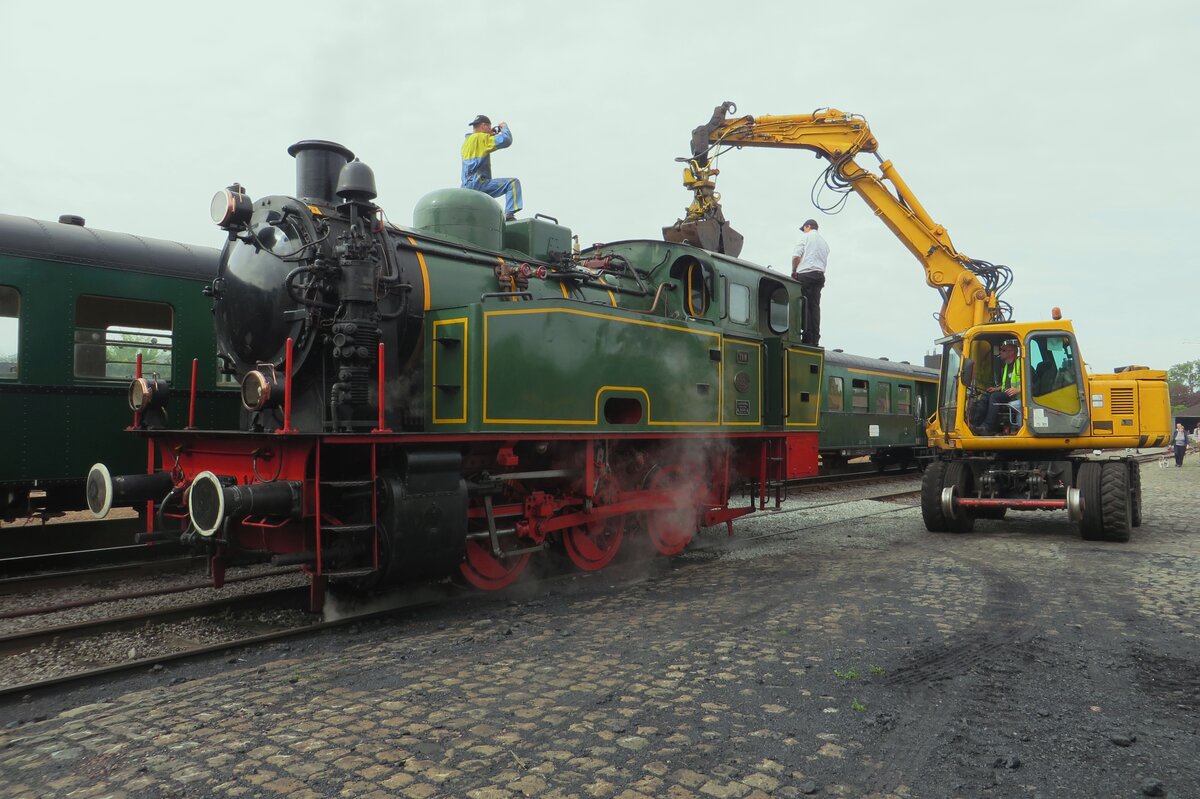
[406,237,431,311]
[846,366,936,382]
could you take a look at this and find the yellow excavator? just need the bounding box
[667,102,1172,541]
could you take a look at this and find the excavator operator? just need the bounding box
[981,339,1023,434]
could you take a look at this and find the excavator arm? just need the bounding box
[664,102,1011,336]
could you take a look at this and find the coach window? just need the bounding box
[851,378,869,413]
[828,376,844,411]
[897,385,912,415]
[0,286,18,379]
[74,295,173,381]
[728,282,751,324]
[876,382,891,413]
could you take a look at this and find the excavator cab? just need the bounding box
[934,323,1092,446]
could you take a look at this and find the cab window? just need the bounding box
[0,286,18,379]
[671,257,712,317]
[728,283,750,324]
[767,287,789,334]
[74,295,173,380]
[1027,334,1081,414]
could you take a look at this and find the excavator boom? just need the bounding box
[667,102,1011,336]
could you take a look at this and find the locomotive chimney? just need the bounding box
[287,140,355,204]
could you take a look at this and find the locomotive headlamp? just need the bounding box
[210,184,253,229]
[241,368,284,412]
[128,376,169,412]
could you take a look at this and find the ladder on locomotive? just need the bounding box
[760,437,788,509]
[314,441,380,577]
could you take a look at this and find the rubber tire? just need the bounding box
[1099,461,1132,542]
[921,460,950,532]
[922,460,975,534]
[1129,461,1142,528]
[1077,462,1104,541]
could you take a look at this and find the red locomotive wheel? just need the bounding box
[643,464,704,556]
[459,541,531,591]
[563,473,625,571]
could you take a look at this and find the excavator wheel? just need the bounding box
[921,461,950,532]
[1099,462,1133,542]
[922,461,975,534]
[1077,462,1105,541]
[1129,461,1142,528]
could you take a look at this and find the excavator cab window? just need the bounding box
[937,340,963,433]
[960,335,1023,435]
[1025,333,1087,435]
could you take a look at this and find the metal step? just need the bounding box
[321,568,377,577]
[320,523,376,534]
[320,480,374,489]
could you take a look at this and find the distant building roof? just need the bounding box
[1175,403,1200,418]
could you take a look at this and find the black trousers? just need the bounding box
[794,271,825,346]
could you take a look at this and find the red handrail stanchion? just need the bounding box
[372,342,391,433]
[187,358,198,429]
[280,337,296,434]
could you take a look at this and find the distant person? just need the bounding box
[791,219,829,345]
[982,339,1022,434]
[461,115,523,221]
[1171,422,1188,467]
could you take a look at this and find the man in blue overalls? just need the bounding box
[461,115,523,221]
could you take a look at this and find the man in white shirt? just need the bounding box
[791,219,830,346]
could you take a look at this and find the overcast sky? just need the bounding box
[2,0,1196,372]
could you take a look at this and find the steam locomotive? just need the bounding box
[87,141,825,609]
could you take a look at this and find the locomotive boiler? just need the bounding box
[88,140,824,609]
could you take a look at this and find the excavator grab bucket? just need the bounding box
[662,218,744,257]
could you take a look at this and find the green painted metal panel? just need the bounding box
[474,304,721,431]
[722,337,761,426]
[786,347,823,427]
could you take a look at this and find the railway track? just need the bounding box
[0,481,923,699]
[0,586,317,697]
[0,566,298,620]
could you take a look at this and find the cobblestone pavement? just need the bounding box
[2,463,1197,799]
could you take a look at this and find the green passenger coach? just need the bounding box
[818,349,938,470]
[0,214,236,520]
